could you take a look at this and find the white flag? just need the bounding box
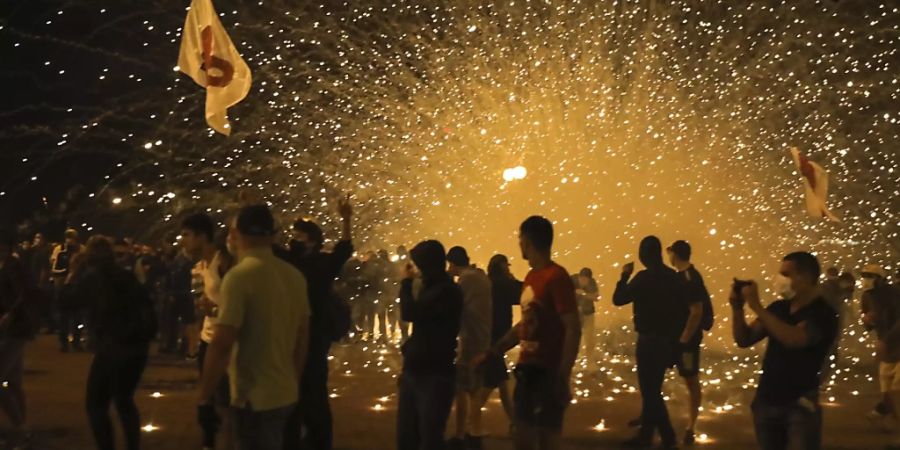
[790,147,840,222]
[178,0,251,136]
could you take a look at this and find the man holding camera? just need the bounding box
[731,252,838,450]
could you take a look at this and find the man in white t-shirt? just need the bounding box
[447,246,492,450]
[181,212,230,450]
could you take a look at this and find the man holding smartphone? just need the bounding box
[731,251,838,450]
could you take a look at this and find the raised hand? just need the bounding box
[338,194,353,221]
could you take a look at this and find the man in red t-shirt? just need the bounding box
[474,216,581,450]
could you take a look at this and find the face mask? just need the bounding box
[773,274,796,299]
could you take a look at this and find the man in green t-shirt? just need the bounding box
[197,204,310,450]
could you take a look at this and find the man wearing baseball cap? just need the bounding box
[197,204,311,450]
[666,240,711,445]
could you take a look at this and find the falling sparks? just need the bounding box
[1,4,897,442]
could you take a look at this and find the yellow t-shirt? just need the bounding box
[218,247,309,411]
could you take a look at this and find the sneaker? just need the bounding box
[683,430,695,446]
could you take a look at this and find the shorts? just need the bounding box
[456,364,484,394]
[513,364,568,431]
[676,343,701,378]
[880,362,900,393]
[483,353,510,388]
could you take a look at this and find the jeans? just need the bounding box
[284,341,333,450]
[233,404,295,450]
[752,398,822,450]
[86,350,149,450]
[396,371,456,450]
[635,334,676,445]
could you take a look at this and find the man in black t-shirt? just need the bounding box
[731,251,838,450]
[666,241,707,445]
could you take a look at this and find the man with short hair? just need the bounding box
[446,246,492,450]
[181,212,229,450]
[731,251,839,450]
[197,205,310,450]
[284,196,354,450]
[475,216,580,450]
[665,240,709,445]
[170,217,207,359]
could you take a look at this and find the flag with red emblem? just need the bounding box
[178,0,251,136]
[790,147,840,222]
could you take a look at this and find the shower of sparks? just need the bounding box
[1,0,898,429]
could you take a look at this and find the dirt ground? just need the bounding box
[8,335,888,450]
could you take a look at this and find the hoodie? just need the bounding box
[400,240,463,375]
[612,236,689,340]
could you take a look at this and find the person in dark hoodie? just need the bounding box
[65,236,156,450]
[283,196,354,450]
[613,236,690,449]
[396,240,463,450]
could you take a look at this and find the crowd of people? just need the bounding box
[0,201,898,450]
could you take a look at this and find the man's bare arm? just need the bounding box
[680,302,703,344]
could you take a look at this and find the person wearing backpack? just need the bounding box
[667,240,712,446]
[283,195,354,450]
[65,236,156,450]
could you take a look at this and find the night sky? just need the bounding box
[1,0,200,238]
